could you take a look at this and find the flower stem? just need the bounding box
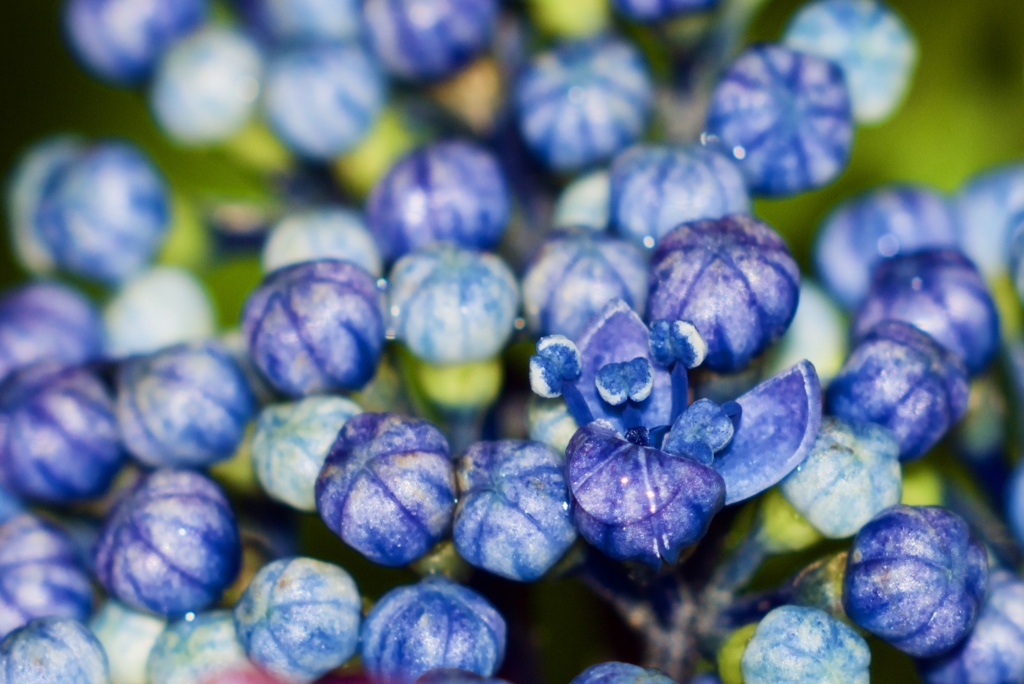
[561,382,594,427]
[670,363,690,423]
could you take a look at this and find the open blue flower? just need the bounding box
[529,298,822,565]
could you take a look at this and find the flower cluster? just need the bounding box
[1,0,1023,683]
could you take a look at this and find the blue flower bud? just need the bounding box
[252,396,361,512]
[0,363,123,503]
[368,141,511,262]
[150,28,263,145]
[364,0,499,81]
[553,171,611,232]
[242,259,386,397]
[234,557,361,682]
[741,605,870,684]
[826,321,969,461]
[780,417,901,538]
[104,267,216,358]
[35,142,169,284]
[568,422,725,567]
[663,398,733,465]
[955,164,1024,279]
[264,42,384,160]
[855,249,1000,376]
[649,320,707,369]
[609,144,749,248]
[117,342,255,469]
[235,0,362,45]
[595,357,654,405]
[454,440,576,581]
[0,282,103,384]
[93,470,241,617]
[262,207,382,277]
[0,618,109,684]
[814,185,960,309]
[526,397,579,455]
[647,215,800,373]
[146,611,252,684]
[515,38,654,172]
[784,0,917,124]
[316,413,455,566]
[89,600,166,684]
[918,570,1024,684]
[388,245,519,365]
[361,577,506,683]
[63,0,208,85]
[523,233,648,340]
[5,136,82,274]
[611,0,718,22]
[0,515,92,640]
[843,504,988,658]
[705,44,853,196]
[569,661,675,683]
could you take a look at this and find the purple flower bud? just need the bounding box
[0,515,92,640]
[316,413,455,567]
[93,470,242,617]
[844,505,987,658]
[360,577,506,683]
[454,440,576,582]
[854,249,999,376]
[647,215,800,373]
[242,260,386,397]
[364,0,499,82]
[515,38,654,172]
[827,321,969,461]
[0,283,103,385]
[705,44,853,196]
[522,233,648,340]
[814,185,960,309]
[0,362,123,503]
[368,141,510,262]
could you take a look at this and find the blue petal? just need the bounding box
[712,360,823,505]
[663,398,734,459]
[575,299,671,433]
[567,423,725,566]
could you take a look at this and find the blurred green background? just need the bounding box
[1,1,1022,681]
